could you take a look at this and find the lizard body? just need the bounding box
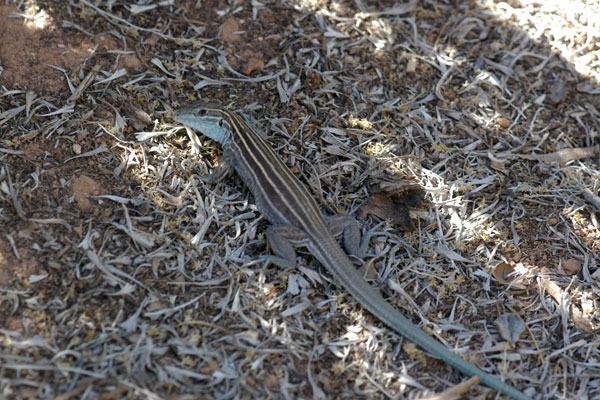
[173,103,530,400]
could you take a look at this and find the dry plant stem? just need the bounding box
[416,376,481,400]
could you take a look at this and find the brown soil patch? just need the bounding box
[71,174,103,211]
[0,4,87,94]
[0,236,39,287]
[0,4,132,95]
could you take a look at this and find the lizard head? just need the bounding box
[173,102,231,143]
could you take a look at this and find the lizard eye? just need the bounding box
[197,109,207,116]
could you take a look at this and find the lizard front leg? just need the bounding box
[195,154,233,184]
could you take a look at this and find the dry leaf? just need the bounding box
[494,313,525,345]
[361,257,379,280]
[582,188,600,211]
[522,145,599,165]
[549,79,567,104]
[359,192,412,229]
[560,258,581,275]
[488,151,509,174]
[492,262,528,289]
[539,277,596,333]
[416,376,480,400]
[371,179,425,205]
[360,181,425,231]
[436,245,470,262]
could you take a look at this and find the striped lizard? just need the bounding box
[173,103,531,400]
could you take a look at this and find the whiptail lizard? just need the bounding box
[173,103,531,400]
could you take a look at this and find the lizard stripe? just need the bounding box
[225,109,328,233]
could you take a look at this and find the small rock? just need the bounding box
[561,258,581,275]
[243,57,264,75]
[121,54,143,70]
[219,17,242,44]
[496,117,510,128]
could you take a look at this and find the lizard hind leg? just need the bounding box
[263,225,310,269]
[325,215,365,258]
[325,216,387,260]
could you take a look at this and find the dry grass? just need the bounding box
[1,0,599,399]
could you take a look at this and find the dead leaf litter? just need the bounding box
[1,0,599,398]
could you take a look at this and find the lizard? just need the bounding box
[173,102,531,400]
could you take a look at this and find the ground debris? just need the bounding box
[1,0,599,398]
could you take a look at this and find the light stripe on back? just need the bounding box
[223,109,328,234]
